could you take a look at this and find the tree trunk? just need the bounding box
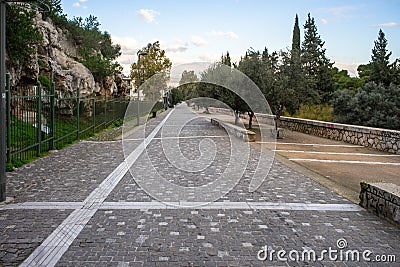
[234,110,239,125]
[248,111,254,129]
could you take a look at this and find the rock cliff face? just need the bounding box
[9,13,127,99]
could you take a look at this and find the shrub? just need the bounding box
[291,103,334,122]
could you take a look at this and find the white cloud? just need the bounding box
[111,36,141,75]
[165,40,189,53]
[191,36,208,46]
[321,18,328,24]
[198,53,220,62]
[137,9,159,23]
[318,5,362,17]
[208,30,239,39]
[73,0,88,8]
[112,36,139,55]
[374,22,398,27]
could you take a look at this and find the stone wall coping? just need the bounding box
[212,109,400,136]
[280,116,400,136]
[360,182,400,227]
[369,183,400,197]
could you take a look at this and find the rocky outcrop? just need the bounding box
[9,13,123,100]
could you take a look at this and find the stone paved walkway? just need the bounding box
[1,104,399,266]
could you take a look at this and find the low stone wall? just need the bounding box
[208,107,234,116]
[207,108,400,154]
[210,118,256,142]
[359,182,400,227]
[256,114,400,154]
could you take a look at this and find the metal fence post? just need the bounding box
[36,82,42,157]
[92,97,95,135]
[104,94,107,129]
[0,0,7,201]
[6,73,10,163]
[112,96,115,122]
[49,72,55,150]
[76,88,80,140]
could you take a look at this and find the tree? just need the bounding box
[370,29,393,86]
[333,82,400,130]
[301,13,334,103]
[169,87,184,106]
[221,51,232,67]
[280,14,303,115]
[291,14,301,62]
[72,16,122,81]
[179,70,199,100]
[6,5,41,69]
[130,41,172,100]
[332,67,364,91]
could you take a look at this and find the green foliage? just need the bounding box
[38,75,51,89]
[151,101,164,113]
[370,29,392,86]
[65,16,122,80]
[301,13,334,104]
[332,68,364,91]
[169,88,184,106]
[291,14,301,58]
[130,41,172,89]
[109,119,123,129]
[179,70,199,100]
[357,30,399,87]
[292,103,333,122]
[333,82,400,130]
[6,0,121,82]
[6,5,41,68]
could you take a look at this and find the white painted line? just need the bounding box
[156,135,228,140]
[247,202,362,211]
[125,135,227,141]
[0,202,83,210]
[290,158,400,165]
[275,150,400,157]
[1,201,362,212]
[258,142,363,148]
[20,112,173,267]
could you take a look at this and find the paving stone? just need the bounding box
[2,106,400,266]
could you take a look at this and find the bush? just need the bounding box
[333,82,400,130]
[291,103,333,121]
[38,75,51,89]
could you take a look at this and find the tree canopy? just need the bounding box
[5,0,122,83]
[130,41,172,100]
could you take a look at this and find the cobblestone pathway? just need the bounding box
[1,104,399,266]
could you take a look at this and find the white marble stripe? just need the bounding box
[20,112,173,267]
[0,201,362,212]
[290,158,400,165]
[275,150,400,157]
[259,142,363,148]
[124,135,228,141]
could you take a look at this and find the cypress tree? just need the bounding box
[291,14,300,61]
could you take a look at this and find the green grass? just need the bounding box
[7,114,124,171]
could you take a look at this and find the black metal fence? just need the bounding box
[5,73,131,168]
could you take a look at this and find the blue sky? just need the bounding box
[61,0,400,76]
